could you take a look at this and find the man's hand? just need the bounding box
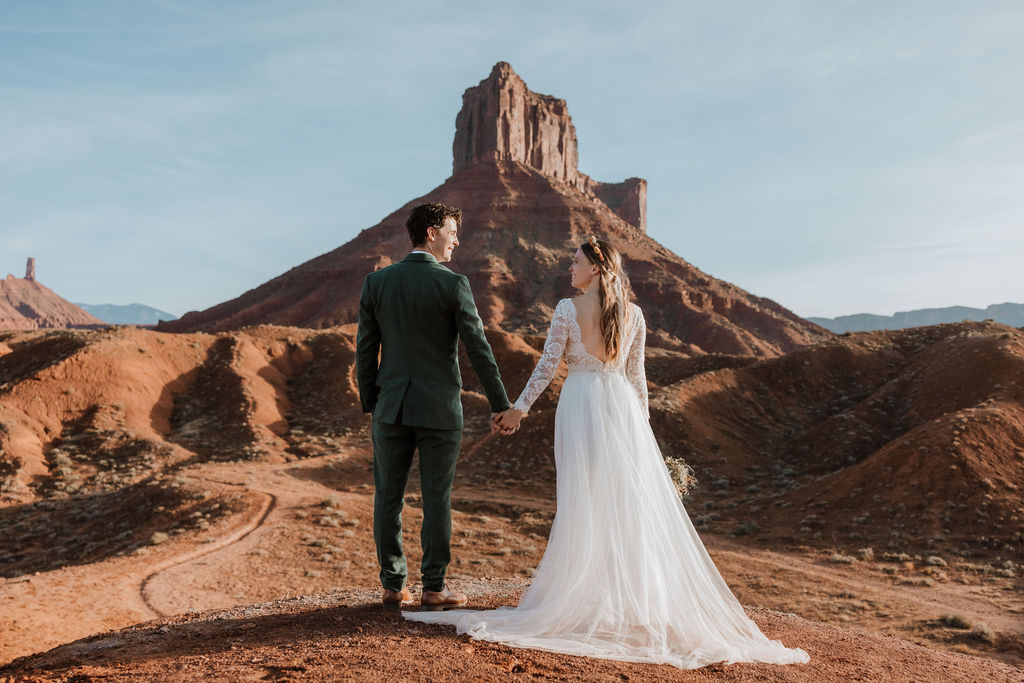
[491,408,524,435]
[490,413,513,435]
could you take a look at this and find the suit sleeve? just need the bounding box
[453,275,511,412]
[355,274,381,414]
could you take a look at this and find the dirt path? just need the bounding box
[138,484,277,618]
[0,481,271,663]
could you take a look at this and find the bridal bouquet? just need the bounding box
[665,456,698,498]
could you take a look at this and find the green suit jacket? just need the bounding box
[356,252,511,430]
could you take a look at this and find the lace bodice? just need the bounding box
[512,298,649,418]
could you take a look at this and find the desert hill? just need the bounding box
[647,320,1024,563]
[810,302,1024,333]
[7,320,1020,563]
[0,258,105,330]
[158,63,829,358]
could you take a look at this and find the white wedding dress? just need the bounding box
[405,298,809,669]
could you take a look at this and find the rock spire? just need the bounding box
[453,62,647,232]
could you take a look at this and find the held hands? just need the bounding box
[490,408,524,436]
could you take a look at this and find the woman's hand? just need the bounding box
[491,408,524,435]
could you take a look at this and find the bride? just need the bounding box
[404,237,809,669]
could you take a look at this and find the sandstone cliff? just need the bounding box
[453,62,646,232]
[159,63,829,357]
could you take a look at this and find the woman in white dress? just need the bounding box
[404,237,809,669]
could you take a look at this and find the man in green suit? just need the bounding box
[356,202,512,610]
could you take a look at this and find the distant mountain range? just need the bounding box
[808,302,1024,333]
[75,303,178,326]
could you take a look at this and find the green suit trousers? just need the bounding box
[371,420,462,593]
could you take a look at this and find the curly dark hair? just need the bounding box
[406,202,463,246]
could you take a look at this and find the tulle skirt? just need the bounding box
[404,371,809,669]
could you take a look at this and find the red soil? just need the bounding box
[0,322,1021,678]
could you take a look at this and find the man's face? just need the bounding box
[429,216,460,262]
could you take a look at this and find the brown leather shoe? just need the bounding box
[382,587,413,606]
[421,587,468,611]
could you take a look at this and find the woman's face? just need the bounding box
[569,247,598,290]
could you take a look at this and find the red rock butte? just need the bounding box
[0,259,105,330]
[159,62,830,357]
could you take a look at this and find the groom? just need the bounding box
[356,202,512,610]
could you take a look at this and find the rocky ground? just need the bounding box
[2,453,1022,681]
[1,322,1022,680]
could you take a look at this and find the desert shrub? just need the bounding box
[829,553,856,564]
[50,450,73,468]
[900,577,935,587]
[693,513,717,527]
[970,623,996,643]
[940,613,972,629]
[882,552,912,562]
[734,521,759,536]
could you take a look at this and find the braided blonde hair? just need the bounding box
[580,236,632,361]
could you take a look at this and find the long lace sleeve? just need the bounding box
[512,300,572,413]
[625,305,649,419]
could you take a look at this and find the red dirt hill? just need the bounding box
[0,259,105,330]
[4,320,1021,565]
[157,63,829,358]
[646,320,1024,563]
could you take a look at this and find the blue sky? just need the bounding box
[2,1,1022,319]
